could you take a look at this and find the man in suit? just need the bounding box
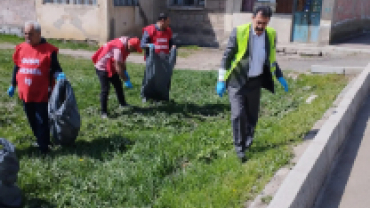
[216,6,289,163]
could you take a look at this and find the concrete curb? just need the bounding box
[267,63,370,208]
[311,65,364,75]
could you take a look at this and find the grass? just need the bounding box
[0,34,200,58]
[0,48,348,208]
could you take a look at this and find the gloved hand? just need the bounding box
[147,44,154,49]
[125,80,133,89]
[124,70,130,81]
[7,86,15,98]
[278,77,288,92]
[216,81,226,97]
[56,72,66,81]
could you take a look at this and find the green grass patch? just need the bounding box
[0,34,199,58]
[0,49,348,208]
[0,34,99,51]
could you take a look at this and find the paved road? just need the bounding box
[313,94,370,208]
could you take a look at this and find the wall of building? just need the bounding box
[330,0,370,43]
[108,1,145,40]
[0,0,37,36]
[164,0,227,47]
[231,13,293,43]
[225,0,292,45]
[35,0,109,44]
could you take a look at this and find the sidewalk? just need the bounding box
[313,94,370,208]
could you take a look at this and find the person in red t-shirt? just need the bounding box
[140,13,176,103]
[7,21,66,154]
[92,36,142,118]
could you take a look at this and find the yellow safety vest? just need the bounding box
[225,23,277,81]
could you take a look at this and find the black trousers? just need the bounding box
[23,101,50,152]
[228,76,262,158]
[96,69,127,114]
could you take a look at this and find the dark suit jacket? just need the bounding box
[220,26,283,93]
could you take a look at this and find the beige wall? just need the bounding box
[35,0,108,44]
[0,0,37,36]
[107,1,145,39]
[231,13,293,44]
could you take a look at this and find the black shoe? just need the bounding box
[120,103,132,109]
[239,156,248,164]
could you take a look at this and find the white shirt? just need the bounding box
[248,28,266,77]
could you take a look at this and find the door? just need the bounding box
[292,0,323,43]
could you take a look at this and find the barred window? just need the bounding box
[114,0,138,6]
[43,0,97,5]
[169,0,205,7]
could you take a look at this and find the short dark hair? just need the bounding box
[253,6,272,18]
[158,12,168,21]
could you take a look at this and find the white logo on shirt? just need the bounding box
[155,45,169,50]
[21,58,40,65]
[157,38,168,43]
[19,68,42,75]
[25,78,32,86]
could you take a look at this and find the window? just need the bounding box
[44,0,97,5]
[114,0,138,6]
[241,0,293,14]
[169,0,205,7]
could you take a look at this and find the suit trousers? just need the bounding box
[228,75,262,158]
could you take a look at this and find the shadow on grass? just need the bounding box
[16,135,134,161]
[110,102,230,119]
[22,198,57,208]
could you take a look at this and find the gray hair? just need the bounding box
[25,21,41,33]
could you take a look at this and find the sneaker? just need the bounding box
[101,113,108,119]
[142,98,147,103]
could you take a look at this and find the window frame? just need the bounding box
[167,0,206,10]
[113,0,139,7]
[43,0,97,6]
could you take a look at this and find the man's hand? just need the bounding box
[278,77,288,92]
[56,72,66,81]
[123,70,133,89]
[216,81,226,97]
[7,86,15,98]
[115,61,128,81]
[147,44,155,49]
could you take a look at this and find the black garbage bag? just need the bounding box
[48,79,81,146]
[0,138,22,208]
[141,47,177,102]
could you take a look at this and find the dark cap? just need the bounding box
[158,12,168,21]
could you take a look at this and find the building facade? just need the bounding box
[1,0,369,47]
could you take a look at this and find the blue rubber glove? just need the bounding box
[7,86,15,98]
[56,72,66,81]
[216,81,226,97]
[124,70,130,81]
[125,80,133,89]
[278,77,288,92]
[147,44,154,49]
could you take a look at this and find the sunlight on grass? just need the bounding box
[0,49,348,208]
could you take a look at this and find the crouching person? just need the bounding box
[7,21,66,154]
[92,36,142,118]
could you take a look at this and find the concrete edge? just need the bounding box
[311,65,364,75]
[267,63,370,208]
